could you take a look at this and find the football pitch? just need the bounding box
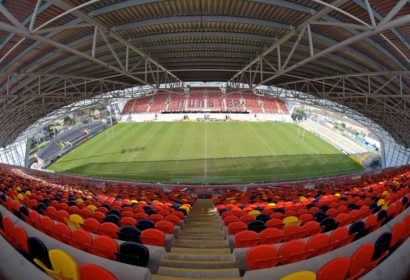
[48,122,363,183]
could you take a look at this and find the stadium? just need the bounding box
[0,0,409,280]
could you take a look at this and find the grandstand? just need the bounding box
[0,0,410,280]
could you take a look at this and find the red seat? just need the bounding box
[57,210,70,223]
[223,215,239,226]
[89,235,118,260]
[221,211,234,219]
[46,206,58,220]
[164,215,180,226]
[266,218,283,229]
[307,233,332,257]
[120,217,137,227]
[235,230,259,248]
[121,210,134,218]
[172,211,185,219]
[82,218,100,233]
[140,228,165,246]
[51,222,71,241]
[135,212,149,221]
[349,244,377,280]
[28,210,40,228]
[240,214,256,224]
[335,213,351,226]
[364,214,381,232]
[93,211,106,222]
[317,257,350,280]
[283,225,305,241]
[246,245,279,270]
[279,239,310,264]
[155,221,175,234]
[303,221,322,236]
[330,227,353,248]
[228,222,247,235]
[299,213,314,224]
[79,264,117,280]
[149,214,164,223]
[39,216,54,233]
[404,214,410,238]
[67,229,93,251]
[391,221,405,248]
[1,216,14,242]
[13,226,29,253]
[99,222,119,239]
[259,228,283,244]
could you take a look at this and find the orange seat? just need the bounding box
[82,218,100,233]
[224,215,240,226]
[259,228,283,244]
[283,225,305,241]
[120,217,137,227]
[99,222,119,239]
[266,218,284,229]
[67,229,93,251]
[13,225,29,253]
[246,245,279,270]
[303,221,322,236]
[235,230,259,248]
[279,239,310,264]
[330,227,353,248]
[390,221,405,248]
[228,222,247,235]
[140,228,165,246]
[307,233,332,257]
[155,221,175,234]
[79,264,117,280]
[317,257,350,280]
[89,235,118,260]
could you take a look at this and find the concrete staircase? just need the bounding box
[153,199,241,279]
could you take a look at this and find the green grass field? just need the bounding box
[48,122,363,183]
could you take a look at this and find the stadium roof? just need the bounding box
[0,0,409,147]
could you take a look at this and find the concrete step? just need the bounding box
[171,247,231,254]
[152,274,241,280]
[174,241,228,248]
[160,259,237,269]
[176,235,225,240]
[165,252,234,261]
[158,266,240,278]
[174,239,228,246]
[182,228,223,233]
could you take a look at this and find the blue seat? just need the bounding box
[117,226,141,242]
[320,205,330,213]
[349,220,365,240]
[20,206,30,217]
[137,219,155,231]
[116,242,149,267]
[273,208,285,214]
[373,232,391,261]
[247,220,266,233]
[377,210,387,222]
[107,209,120,217]
[320,217,338,232]
[104,214,120,225]
[256,214,270,223]
[314,211,328,223]
[28,237,51,269]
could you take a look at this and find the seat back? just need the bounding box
[69,229,93,250]
[246,244,279,270]
[137,219,155,231]
[317,257,350,280]
[140,228,165,246]
[279,239,308,264]
[303,221,322,236]
[391,221,405,248]
[373,232,392,261]
[247,220,267,233]
[49,249,80,280]
[28,237,51,269]
[349,243,375,279]
[90,235,118,259]
[259,228,282,244]
[279,271,316,280]
[155,221,174,234]
[82,218,100,233]
[13,225,29,252]
[117,242,149,267]
[284,225,305,241]
[228,222,247,235]
[282,216,300,227]
[235,230,259,248]
[99,222,119,238]
[117,226,141,242]
[307,233,331,256]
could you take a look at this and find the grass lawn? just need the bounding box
[48,122,363,183]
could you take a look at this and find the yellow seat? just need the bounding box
[86,204,97,212]
[25,190,31,196]
[267,203,276,207]
[75,198,84,204]
[34,249,79,280]
[299,196,307,201]
[180,205,190,214]
[335,193,341,197]
[377,198,388,208]
[67,214,84,229]
[282,216,301,227]
[17,193,24,200]
[280,271,316,280]
[130,199,138,204]
[248,210,261,217]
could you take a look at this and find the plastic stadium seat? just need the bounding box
[46,206,58,220]
[372,232,391,262]
[320,217,338,232]
[317,257,350,280]
[235,230,259,248]
[404,214,410,238]
[137,219,155,231]
[256,214,271,223]
[121,210,135,218]
[28,237,51,269]
[224,215,240,226]
[349,220,366,240]
[248,210,261,217]
[259,228,282,244]
[82,218,100,233]
[135,212,149,221]
[240,214,255,224]
[282,216,300,227]
[164,215,180,226]
[93,211,106,222]
[89,235,118,260]
[67,214,84,229]
[279,271,316,280]
[279,239,310,264]
[349,244,378,280]
[79,264,117,280]
[155,221,174,234]
[307,233,332,257]
[299,214,314,224]
[266,218,284,229]
[99,222,119,239]
[228,222,247,235]
[303,221,322,236]
[335,213,351,226]
[116,242,149,267]
[28,210,40,227]
[140,228,165,246]
[57,210,70,223]
[117,226,141,242]
[364,214,381,233]
[1,216,14,242]
[120,217,137,227]
[104,214,120,225]
[51,222,72,242]
[247,220,267,233]
[390,221,405,248]
[221,211,234,219]
[148,214,164,223]
[13,226,29,253]
[172,211,185,219]
[67,229,92,251]
[34,249,79,280]
[330,227,354,248]
[246,245,279,270]
[284,225,306,241]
